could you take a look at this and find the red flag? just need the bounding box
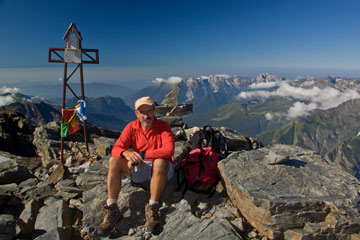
[61,109,80,136]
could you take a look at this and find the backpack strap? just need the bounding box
[203,126,229,158]
[219,133,229,158]
[176,153,189,191]
[202,125,214,148]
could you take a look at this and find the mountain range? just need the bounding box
[184,96,295,137]
[258,98,360,178]
[1,96,135,131]
[15,81,136,103]
[2,72,360,179]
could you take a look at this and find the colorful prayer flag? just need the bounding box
[61,109,80,137]
[75,100,87,121]
[61,122,70,137]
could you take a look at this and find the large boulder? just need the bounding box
[34,198,73,237]
[0,110,36,157]
[0,160,31,184]
[32,123,61,168]
[218,144,360,239]
[158,199,243,240]
[16,199,40,236]
[0,214,16,240]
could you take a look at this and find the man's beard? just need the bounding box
[143,117,153,126]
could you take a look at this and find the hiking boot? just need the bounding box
[145,203,160,231]
[96,203,122,236]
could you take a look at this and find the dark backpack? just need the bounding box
[199,125,228,159]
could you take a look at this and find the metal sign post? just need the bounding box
[48,23,99,164]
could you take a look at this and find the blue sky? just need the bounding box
[1,0,360,84]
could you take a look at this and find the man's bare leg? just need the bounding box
[150,158,169,201]
[107,156,130,199]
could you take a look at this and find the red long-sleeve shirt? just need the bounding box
[111,117,174,162]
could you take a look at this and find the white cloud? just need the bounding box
[153,76,182,84]
[0,86,20,94]
[265,112,273,120]
[264,111,287,121]
[215,74,231,79]
[237,81,360,119]
[237,90,272,99]
[287,102,317,119]
[249,81,279,89]
[0,86,19,106]
[0,95,15,106]
[300,80,315,87]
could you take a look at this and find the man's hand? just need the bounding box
[122,150,144,171]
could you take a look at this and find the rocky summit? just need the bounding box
[219,145,360,239]
[0,109,359,240]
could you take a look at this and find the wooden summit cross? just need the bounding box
[48,22,99,163]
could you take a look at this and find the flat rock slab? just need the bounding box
[158,199,243,240]
[218,144,360,239]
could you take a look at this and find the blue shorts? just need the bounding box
[131,160,174,183]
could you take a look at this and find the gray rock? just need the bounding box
[82,184,108,236]
[55,185,83,201]
[0,183,18,195]
[218,144,360,239]
[0,110,36,157]
[32,125,60,168]
[0,160,30,184]
[93,137,116,158]
[231,218,245,233]
[75,172,107,190]
[34,199,72,232]
[158,116,184,128]
[24,181,56,200]
[0,214,16,240]
[16,199,40,236]
[69,198,83,211]
[184,126,202,145]
[45,164,65,184]
[161,85,180,107]
[55,178,83,199]
[87,160,108,173]
[3,197,23,217]
[34,226,72,240]
[158,199,243,240]
[19,177,38,188]
[171,127,187,141]
[214,207,236,219]
[173,141,191,170]
[265,147,290,165]
[156,104,193,117]
[33,167,50,181]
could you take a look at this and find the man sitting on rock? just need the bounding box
[97,96,175,235]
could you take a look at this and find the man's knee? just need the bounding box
[109,156,127,170]
[109,156,121,167]
[152,159,169,175]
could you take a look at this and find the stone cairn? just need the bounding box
[155,85,193,128]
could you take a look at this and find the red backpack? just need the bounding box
[180,147,219,191]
